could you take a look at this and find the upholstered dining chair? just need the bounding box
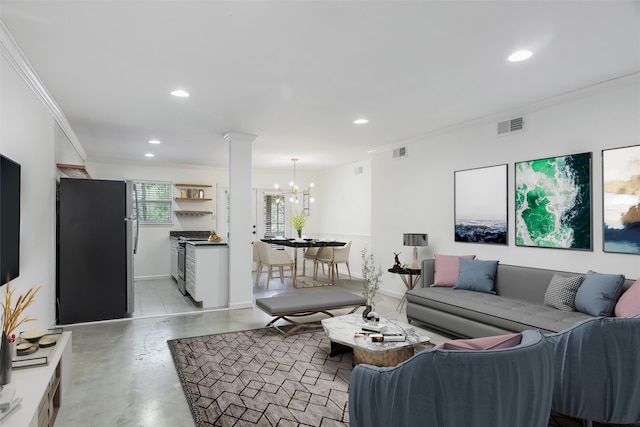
[313,246,333,281]
[252,241,263,286]
[349,329,554,427]
[302,247,319,277]
[546,316,640,427]
[314,241,352,283]
[255,241,295,289]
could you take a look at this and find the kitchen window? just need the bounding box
[133,181,173,224]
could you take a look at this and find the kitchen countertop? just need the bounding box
[169,230,211,239]
[186,240,228,246]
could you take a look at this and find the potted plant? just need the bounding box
[1,281,41,382]
[2,281,41,339]
[290,210,306,238]
[361,247,382,317]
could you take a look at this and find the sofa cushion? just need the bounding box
[615,279,640,318]
[575,270,625,317]
[454,258,498,294]
[432,254,476,287]
[433,333,522,350]
[544,274,585,312]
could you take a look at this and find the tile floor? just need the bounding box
[54,272,449,427]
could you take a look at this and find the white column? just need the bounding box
[224,132,256,309]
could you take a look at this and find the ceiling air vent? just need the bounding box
[497,116,525,136]
[392,146,407,159]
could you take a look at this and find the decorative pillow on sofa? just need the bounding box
[431,254,476,287]
[433,333,522,350]
[614,278,640,318]
[575,270,625,317]
[453,258,499,294]
[544,273,585,312]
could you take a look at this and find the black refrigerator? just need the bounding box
[57,178,138,324]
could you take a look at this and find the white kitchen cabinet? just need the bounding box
[185,242,228,308]
[169,237,179,280]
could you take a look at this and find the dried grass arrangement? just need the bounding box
[2,280,42,336]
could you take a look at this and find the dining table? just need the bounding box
[260,238,346,287]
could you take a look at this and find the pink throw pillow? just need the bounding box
[433,333,523,351]
[614,279,640,317]
[431,254,476,287]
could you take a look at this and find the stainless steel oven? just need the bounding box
[177,241,187,295]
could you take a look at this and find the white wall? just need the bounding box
[315,160,373,280]
[0,55,58,330]
[55,124,84,166]
[373,76,640,299]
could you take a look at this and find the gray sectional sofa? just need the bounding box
[406,259,636,338]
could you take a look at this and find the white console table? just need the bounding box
[5,331,72,427]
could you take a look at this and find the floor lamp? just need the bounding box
[403,233,428,269]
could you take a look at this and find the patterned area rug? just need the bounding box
[168,327,640,427]
[168,328,351,426]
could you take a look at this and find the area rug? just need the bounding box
[168,327,352,427]
[168,328,639,427]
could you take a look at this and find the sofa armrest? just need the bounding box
[420,258,435,288]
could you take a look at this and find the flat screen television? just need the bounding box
[0,154,20,284]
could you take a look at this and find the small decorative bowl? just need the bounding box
[21,328,48,343]
[39,336,57,348]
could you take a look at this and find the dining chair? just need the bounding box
[302,247,319,277]
[331,241,351,281]
[255,241,295,289]
[313,246,335,282]
[252,241,263,286]
[314,241,352,284]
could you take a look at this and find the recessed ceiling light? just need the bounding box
[508,50,533,62]
[354,118,369,125]
[148,140,161,144]
[145,153,155,157]
[170,89,190,97]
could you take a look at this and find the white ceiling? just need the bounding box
[1,1,639,170]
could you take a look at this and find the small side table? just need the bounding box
[388,267,421,312]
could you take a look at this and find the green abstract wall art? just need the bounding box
[515,152,592,250]
[602,145,640,254]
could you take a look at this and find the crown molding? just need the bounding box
[0,19,87,160]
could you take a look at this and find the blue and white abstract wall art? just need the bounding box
[602,145,640,255]
[454,164,508,245]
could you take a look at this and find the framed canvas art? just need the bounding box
[454,164,507,244]
[602,145,640,254]
[515,152,592,250]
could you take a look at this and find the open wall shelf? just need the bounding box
[175,210,213,216]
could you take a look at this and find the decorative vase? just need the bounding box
[297,228,302,238]
[0,331,12,386]
[362,305,372,319]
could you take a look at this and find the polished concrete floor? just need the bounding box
[54,272,448,427]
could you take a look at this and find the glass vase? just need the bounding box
[297,228,302,238]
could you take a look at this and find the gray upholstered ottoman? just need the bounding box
[256,288,367,336]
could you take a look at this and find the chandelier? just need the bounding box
[275,158,314,204]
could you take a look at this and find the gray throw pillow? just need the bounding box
[454,258,499,294]
[544,274,585,312]
[575,270,625,317]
